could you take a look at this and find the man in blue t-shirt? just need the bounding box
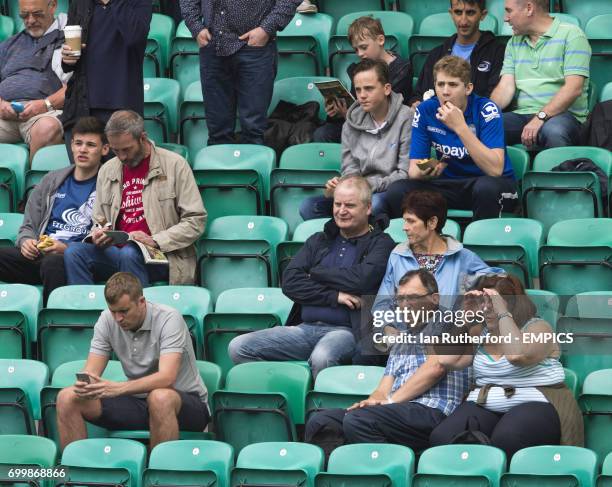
[386,55,517,220]
[0,116,108,303]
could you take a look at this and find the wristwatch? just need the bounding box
[537,111,549,122]
[497,311,513,321]
[44,98,53,112]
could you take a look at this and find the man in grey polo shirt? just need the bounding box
[56,272,209,449]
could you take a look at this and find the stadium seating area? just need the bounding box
[0,0,611,484]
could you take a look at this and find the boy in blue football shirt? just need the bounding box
[386,55,517,220]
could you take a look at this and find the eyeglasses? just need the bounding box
[393,292,435,306]
[19,1,52,20]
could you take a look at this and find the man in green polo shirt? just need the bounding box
[490,0,591,148]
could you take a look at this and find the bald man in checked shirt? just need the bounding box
[180,0,301,146]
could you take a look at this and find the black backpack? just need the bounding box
[449,416,492,445]
[580,100,612,150]
[552,157,609,216]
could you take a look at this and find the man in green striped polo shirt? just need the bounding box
[490,0,591,149]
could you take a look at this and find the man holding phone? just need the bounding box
[385,56,517,221]
[0,0,69,164]
[56,272,209,450]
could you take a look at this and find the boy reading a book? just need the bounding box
[313,15,412,143]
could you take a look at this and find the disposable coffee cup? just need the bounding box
[64,25,82,56]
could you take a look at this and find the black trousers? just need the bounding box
[306,402,446,455]
[0,247,66,305]
[385,176,518,220]
[429,400,561,458]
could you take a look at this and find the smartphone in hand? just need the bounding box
[10,102,24,113]
[76,372,91,384]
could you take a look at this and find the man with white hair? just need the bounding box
[0,0,69,162]
[490,0,591,148]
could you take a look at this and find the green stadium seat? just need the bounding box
[562,0,612,33]
[193,145,275,224]
[277,13,333,78]
[414,444,506,487]
[213,362,311,455]
[500,446,597,487]
[204,287,292,377]
[538,219,612,298]
[37,285,106,375]
[0,212,23,248]
[170,21,200,97]
[143,440,233,487]
[316,443,414,487]
[0,434,57,483]
[0,358,48,434]
[157,142,189,162]
[143,77,181,143]
[522,147,612,234]
[463,218,544,288]
[232,442,323,487]
[600,82,612,103]
[144,13,175,77]
[25,144,69,202]
[0,14,14,41]
[386,218,461,243]
[276,217,329,282]
[598,452,612,487]
[0,284,41,359]
[143,286,212,359]
[525,289,560,331]
[270,76,340,122]
[179,81,209,158]
[317,0,394,26]
[197,216,288,301]
[60,438,147,487]
[0,143,27,211]
[579,369,612,466]
[586,14,612,102]
[306,365,384,420]
[557,292,612,390]
[397,0,450,32]
[271,143,341,237]
[564,367,578,398]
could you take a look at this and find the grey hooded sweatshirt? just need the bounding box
[341,91,414,192]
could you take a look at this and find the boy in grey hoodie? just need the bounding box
[300,59,414,220]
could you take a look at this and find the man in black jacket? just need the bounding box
[410,0,504,107]
[60,0,151,162]
[228,175,396,377]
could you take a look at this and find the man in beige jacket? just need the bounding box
[64,110,206,286]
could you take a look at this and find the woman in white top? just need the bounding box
[430,275,582,457]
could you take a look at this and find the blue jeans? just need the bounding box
[299,191,390,220]
[503,111,582,148]
[228,323,356,378]
[200,42,277,145]
[64,242,169,287]
[313,120,343,143]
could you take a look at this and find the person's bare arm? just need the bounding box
[489,74,516,110]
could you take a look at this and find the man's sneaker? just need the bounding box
[297,0,318,13]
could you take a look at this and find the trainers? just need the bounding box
[297,0,318,13]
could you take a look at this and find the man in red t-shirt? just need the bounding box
[64,110,206,286]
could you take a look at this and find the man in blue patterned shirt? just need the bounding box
[305,269,470,456]
[179,0,301,145]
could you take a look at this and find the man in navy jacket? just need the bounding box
[229,176,396,377]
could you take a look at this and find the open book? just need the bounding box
[83,230,168,265]
[314,79,355,108]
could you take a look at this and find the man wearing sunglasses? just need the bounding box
[0,0,68,164]
[306,268,470,457]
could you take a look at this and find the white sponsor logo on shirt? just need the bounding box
[481,102,500,123]
[432,142,470,159]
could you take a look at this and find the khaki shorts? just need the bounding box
[0,109,63,144]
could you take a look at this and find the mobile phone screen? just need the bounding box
[76,373,91,384]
